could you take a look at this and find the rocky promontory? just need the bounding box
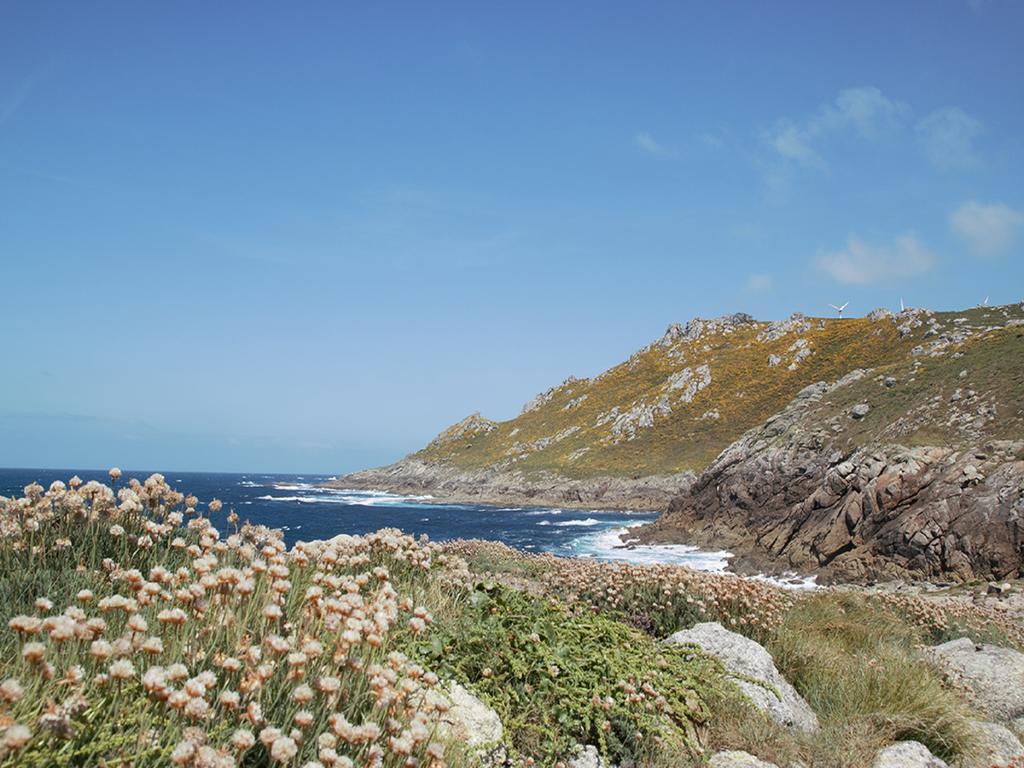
[330,457,694,511]
[334,303,1024,583]
[632,374,1024,583]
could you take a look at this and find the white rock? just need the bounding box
[927,638,1024,722]
[665,622,819,733]
[872,741,949,768]
[429,681,504,751]
[708,750,780,768]
[566,744,606,768]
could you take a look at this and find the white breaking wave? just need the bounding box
[551,518,602,527]
[750,572,819,590]
[565,525,733,571]
[257,490,434,507]
[523,508,563,516]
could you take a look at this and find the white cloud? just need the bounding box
[635,132,676,157]
[766,86,909,169]
[744,273,774,293]
[823,86,910,138]
[768,121,825,169]
[816,233,935,285]
[950,200,1023,258]
[916,107,983,169]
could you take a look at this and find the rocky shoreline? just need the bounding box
[631,379,1024,584]
[327,457,695,512]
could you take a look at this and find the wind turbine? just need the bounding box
[900,298,905,312]
[829,302,849,319]
[982,296,989,307]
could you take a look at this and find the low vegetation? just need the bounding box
[767,593,977,765]
[414,583,725,765]
[1,474,1019,767]
[449,539,1023,767]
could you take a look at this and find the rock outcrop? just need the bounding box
[566,745,607,768]
[428,681,506,765]
[665,622,819,733]
[635,373,1024,582]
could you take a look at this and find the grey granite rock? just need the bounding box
[428,680,504,761]
[566,745,607,768]
[850,402,871,419]
[709,751,780,768]
[927,638,1024,723]
[665,622,818,733]
[872,741,949,768]
[960,721,1024,768]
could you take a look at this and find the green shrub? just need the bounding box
[414,582,728,766]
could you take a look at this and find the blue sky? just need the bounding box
[1,1,1022,473]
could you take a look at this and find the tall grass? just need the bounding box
[767,593,977,765]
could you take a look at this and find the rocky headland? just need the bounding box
[333,303,1024,584]
[332,457,693,511]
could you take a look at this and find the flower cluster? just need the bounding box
[0,474,456,767]
[445,539,794,642]
[872,590,1024,649]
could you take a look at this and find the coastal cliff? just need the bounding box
[334,303,1024,582]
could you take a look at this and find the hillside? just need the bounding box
[335,303,1024,503]
[335,302,1024,582]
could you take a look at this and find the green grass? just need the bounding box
[766,593,977,766]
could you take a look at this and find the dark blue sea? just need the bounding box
[0,468,732,570]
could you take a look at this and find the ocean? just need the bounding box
[0,467,732,570]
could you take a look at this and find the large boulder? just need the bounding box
[962,721,1024,768]
[665,622,819,733]
[927,638,1024,723]
[708,751,780,768]
[872,741,949,768]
